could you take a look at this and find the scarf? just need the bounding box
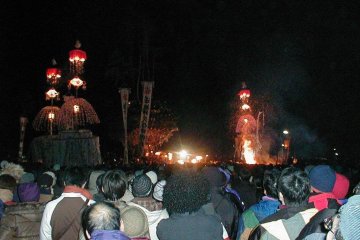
[63,185,93,200]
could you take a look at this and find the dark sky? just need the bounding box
[1,1,360,163]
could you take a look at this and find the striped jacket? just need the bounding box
[249,208,318,240]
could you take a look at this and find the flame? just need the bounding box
[243,139,256,164]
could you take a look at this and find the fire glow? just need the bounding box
[243,139,256,164]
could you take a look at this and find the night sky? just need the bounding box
[1,1,360,164]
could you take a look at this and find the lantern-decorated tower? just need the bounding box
[68,40,87,95]
[235,82,257,164]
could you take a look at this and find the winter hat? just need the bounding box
[309,165,336,193]
[145,171,158,185]
[153,180,166,201]
[20,172,35,183]
[339,195,360,240]
[201,166,226,187]
[0,163,24,183]
[332,173,350,199]
[17,183,40,202]
[121,205,149,238]
[131,174,152,197]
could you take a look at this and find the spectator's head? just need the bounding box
[0,174,16,190]
[20,172,35,184]
[201,166,226,188]
[353,181,360,195]
[163,170,210,215]
[121,205,149,238]
[96,173,105,193]
[17,182,40,202]
[63,167,87,188]
[238,167,252,182]
[263,169,281,199]
[37,173,54,194]
[88,170,105,196]
[0,174,16,202]
[82,201,123,239]
[332,173,350,199]
[131,174,152,197]
[309,165,336,193]
[278,167,310,207]
[102,170,128,201]
[0,163,24,183]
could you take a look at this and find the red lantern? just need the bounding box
[69,49,87,75]
[46,68,61,86]
[238,89,251,99]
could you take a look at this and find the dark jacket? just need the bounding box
[157,209,224,240]
[0,202,46,240]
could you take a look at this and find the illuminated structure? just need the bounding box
[235,82,257,164]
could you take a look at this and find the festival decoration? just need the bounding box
[138,82,155,157]
[57,97,100,130]
[33,106,60,135]
[45,59,61,86]
[119,88,131,165]
[69,40,87,75]
[45,88,60,102]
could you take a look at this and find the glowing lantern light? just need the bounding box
[69,77,85,88]
[238,89,251,100]
[48,112,55,121]
[241,104,250,110]
[195,156,203,160]
[155,152,161,156]
[168,152,173,160]
[46,68,61,86]
[191,159,197,164]
[45,88,60,101]
[69,40,87,75]
[73,105,80,113]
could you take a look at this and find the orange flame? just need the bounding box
[243,139,256,164]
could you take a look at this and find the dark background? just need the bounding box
[0,1,359,164]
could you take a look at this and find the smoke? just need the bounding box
[243,31,328,160]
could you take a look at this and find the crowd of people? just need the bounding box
[0,159,359,240]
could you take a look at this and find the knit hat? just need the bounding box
[145,171,158,185]
[20,172,35,183]
[332,173,350,199]
[17,183,40,202]
[131,174,152,197]
[309,165,336,193]
[121,205,149,238]
[153,180,166,201]
[201,166,226,187]
[339,195,360,240]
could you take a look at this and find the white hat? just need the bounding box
[145,171,158,185]
[153,180,166,201]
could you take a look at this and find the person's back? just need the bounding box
[0,202,46,240]
[237,169,281,240]
[157,209,223,240]
[40,167,93,240]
